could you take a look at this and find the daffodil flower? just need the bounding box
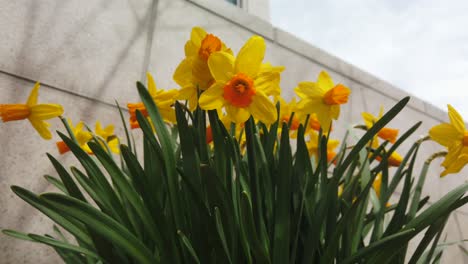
[199,36,282,124]
[56,119,92,154]
[375,150,403,167]
[362,106,399,143]
[0,82,63,139]
[306,130,340,164]
[279,97,300,131]
[95,121,120,154]
[429,104,468,177]
[295,71,351,134]
[174,27,233,111]
[128,72,177,129]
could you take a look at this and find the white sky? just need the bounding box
[271,0,468,118]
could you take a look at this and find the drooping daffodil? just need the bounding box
[0,82,63,139]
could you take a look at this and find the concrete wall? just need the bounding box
[0,0,466,263]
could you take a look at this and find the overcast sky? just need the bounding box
[271,0,468,118]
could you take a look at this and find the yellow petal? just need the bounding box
[208,52,235,82]
[199,82,225,110]
[26,82,41,106]
[249,92,277,124]
[317,71,334,91]
[254,71,281,97]
[378,105,384,119]
[328,139,340,150]
[192,57,214,89]
[184,41,198,57]
[235,36,265,77]
[30,104,64,120]
[147,72,157,97]
[108,138,120,154]
[429,123,461,148]
[295,81,325,100]
[173,58,193,87]
[362,112,377,128]
[330,105,340,120]
[159,107,177,124]
[225,104,250,124]
[76,131,93,146]
[28,118,52,140]
[441,143,463,167]
[441,153,468,177]
[315,104,333,133]
[447,104,466,133]
[190,27,207,48]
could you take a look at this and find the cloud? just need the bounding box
[271,0,468,117]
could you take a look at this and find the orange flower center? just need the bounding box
[281,115,300,130]
[378,127,399,144]
[199,34,222,61]
[127,102,148,129]
[56,141,70,154]
[223,73,256,108]
[0,104,31,122]
[463,131,468,146]
[323,84,351,105]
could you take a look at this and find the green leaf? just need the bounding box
[9,186,92,246]
[44,175,68,194]
[214,207,233,264]
[28,234,101,260]
[47,153,87,202]
[87,142,161,246]
[137,82,183,230]
[40,193,157,264]
[342,229,416,264]
[337,96,409,175]
[273,122,292,264]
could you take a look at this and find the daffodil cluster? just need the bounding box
[1,26,467,176]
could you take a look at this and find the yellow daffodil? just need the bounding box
[199,36,282,124]
[174,27,233,111]
[56,119,92,154]
[0,82,63,139]
[128,72,177,129]
[429,104,468,177]
[375,150,403,167]
[279,97,300,131]
[362,106,399,143]
[306,130,340,164]
[95,121,120,154]
[295,71,351,134]
[308,113,323,132]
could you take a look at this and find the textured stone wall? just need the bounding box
[0,0,466,263]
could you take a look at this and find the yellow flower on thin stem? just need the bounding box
[128,72,177,129]
[362,106,399,143]
[56,119,92,154]
[174,27,233,111]
[429,104,468,177]
[199,36,281,124]
[295,71,351,134]
[0,82,63,139]
[95,121,120,154]
[306,130,340,164]
[279,97,300,132]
